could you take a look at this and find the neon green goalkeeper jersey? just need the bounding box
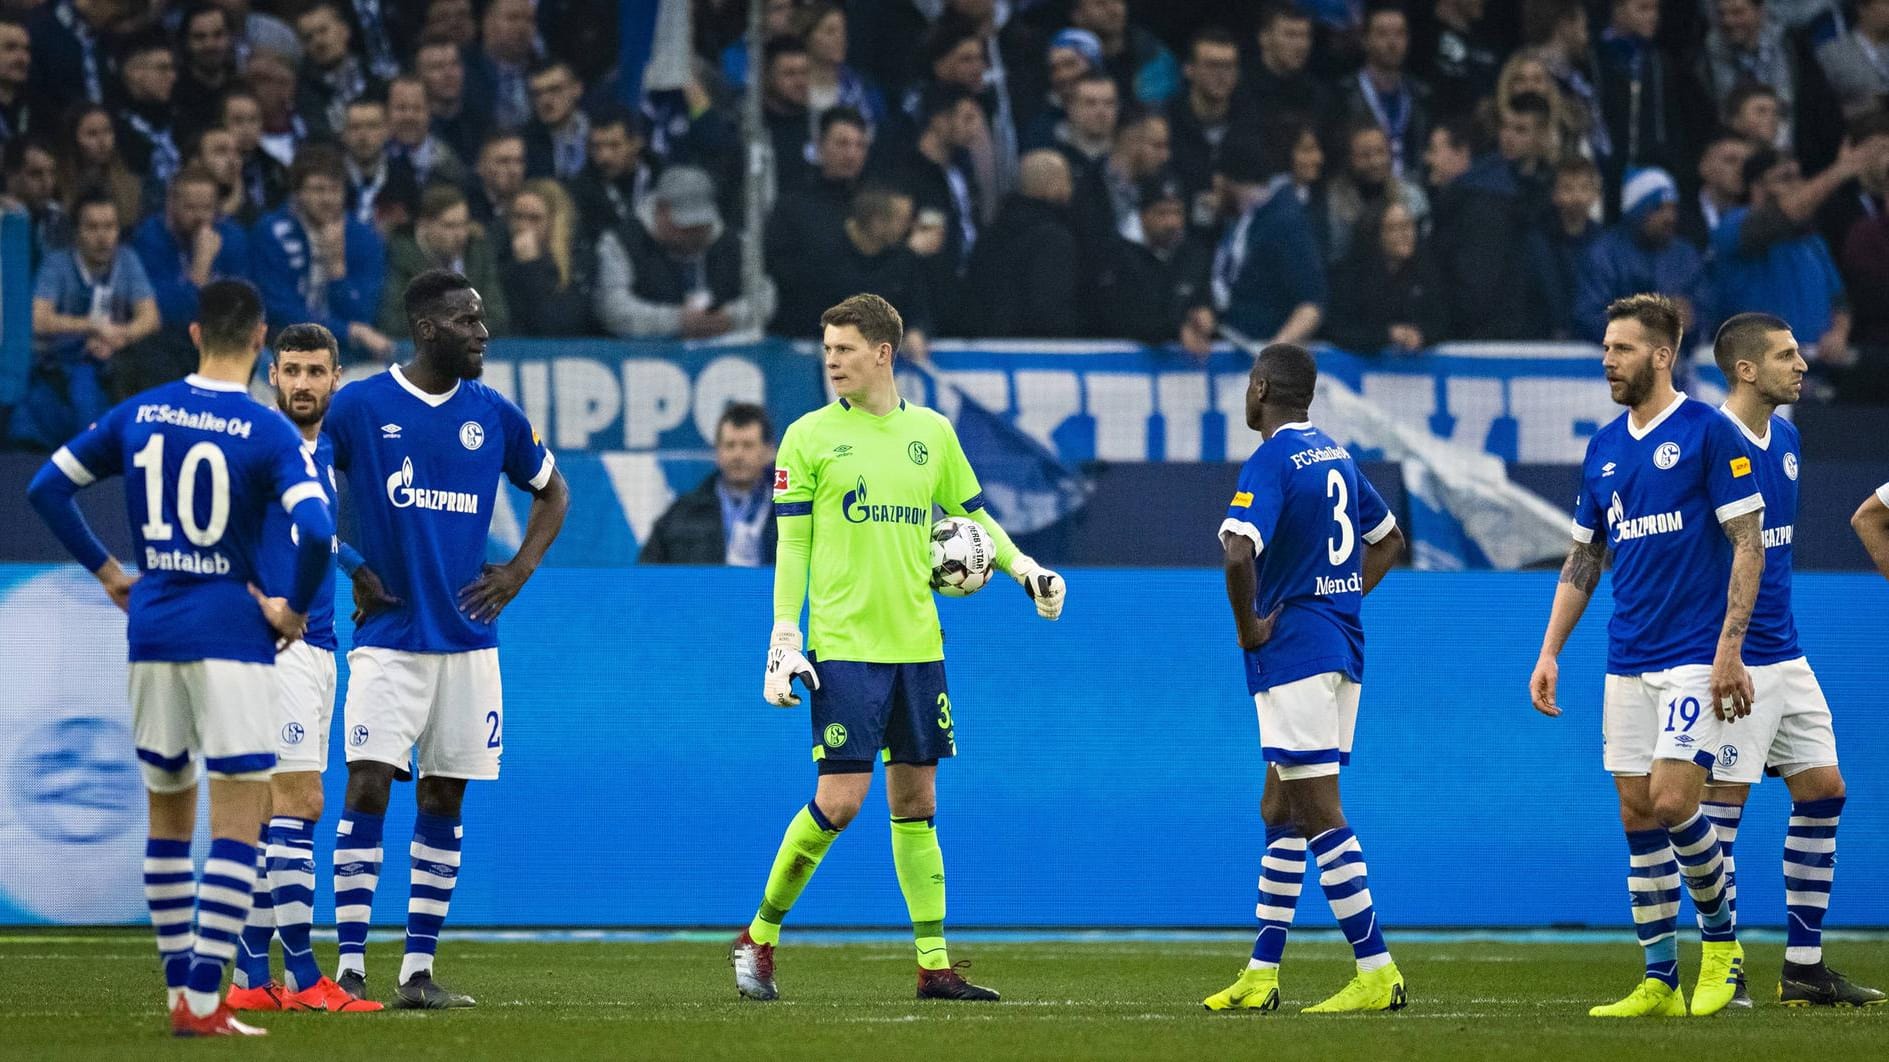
[772,396,1018,663]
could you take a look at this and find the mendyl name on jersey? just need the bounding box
[1314,572,1364,596]
[132,404,256,438]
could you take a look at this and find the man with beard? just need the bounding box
[224,322,386,1014]
[1692,313,1885,1010]
[174,3,239,140]
[1530,293,1761,1018]
[320,269,568,1007]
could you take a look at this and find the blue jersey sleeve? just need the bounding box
[1703,413,1765,526]
[497,395,555,491]
[265,423,332,612]
[1220,449,1280,552]
[1571,436,1603,544]
[26,406,126,573]
[1357,470,1396,544]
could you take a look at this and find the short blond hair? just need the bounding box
[820,293,904,353]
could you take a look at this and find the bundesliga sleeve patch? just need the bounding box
[1729,457,1752,478]
[1231,491,1254,508]
[773,469,791,496]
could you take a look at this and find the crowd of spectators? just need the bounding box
[2,1,1888,451]
[733,0,1889,390]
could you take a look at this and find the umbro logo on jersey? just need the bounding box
[380,423,403,439]
[1601,462,1616,477]
[832,444,853,456]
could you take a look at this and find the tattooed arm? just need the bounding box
[1530,535,1608,717]
[1711,510,1765,720]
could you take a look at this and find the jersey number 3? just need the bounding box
[133,435,232,547]
[1325,468,1355,566]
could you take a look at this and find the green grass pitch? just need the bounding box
[3,931,1885,1060]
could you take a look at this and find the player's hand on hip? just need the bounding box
[1529,654,1562,717]
[1010,556,1065,621]
[93,561,137,612]
[458,561,529,624]
[350,563,403,625]
[764,621,819,707]
[1710,649,1754,720]
[1237,604,1283,650]
[249,584,308,651]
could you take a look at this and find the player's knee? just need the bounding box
[344,762,396,815]
[415,777,467,817]
[271,772,324,821]
[1649,789,1697,828]
[1795,768,1845,802]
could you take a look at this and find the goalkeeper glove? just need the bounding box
[1009,555,1066,621]
[764,621,820,706]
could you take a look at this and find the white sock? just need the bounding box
[1245,959,1279,970]
[399,951,434,984]
[185,988,220,1018]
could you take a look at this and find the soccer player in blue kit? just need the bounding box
[1203,343,1408,1015]
[225,323,385,1014]
[1530,294,1764,1018]
[25,279,334,1037]
[1695,313,1883,1008]
[322,270,569,1008]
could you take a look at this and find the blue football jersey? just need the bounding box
[325,366,554,652]
[258,434,341,651]
[1572,395,1764,674]
[52,375,325,664]
[1221,423,1396,694]
[1721,408,1801,666]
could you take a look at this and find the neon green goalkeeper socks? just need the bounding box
[891,817,950,970]
[747,803,841,947]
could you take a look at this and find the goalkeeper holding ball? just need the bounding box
[731,293,1065,1002]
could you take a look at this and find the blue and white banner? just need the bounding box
[470,340,1091,563]
[924,341,1725,466]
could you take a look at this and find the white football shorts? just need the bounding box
[1253,672,1360,780]
[1704,656,1839,785]
[129,659,276,792]
[273,640,338,772]
[1603,664,1729,775]
[342,647,503,780]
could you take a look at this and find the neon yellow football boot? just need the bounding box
[1302,962,1407,1013]
[1203,967,1280,1012]
[1691,941,1746,1016]
[1589,977,1687,1017]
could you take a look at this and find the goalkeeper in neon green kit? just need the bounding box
[730,294,1067,1002]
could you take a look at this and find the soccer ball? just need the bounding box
[930,517,994,596]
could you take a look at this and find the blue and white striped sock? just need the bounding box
[143,837,195,1003]
[188,838,258,1016]
[1308,826,1391,972]
[1248,824,1304,970]
[333,809,384,979]
[1700,801,1743,922]
[401,813,463,983]
[267,816,322,993]
[1625,829,1680,987]
[1668,811,1734,942]
[1784,796,1843,966]
[232,831,274,990]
